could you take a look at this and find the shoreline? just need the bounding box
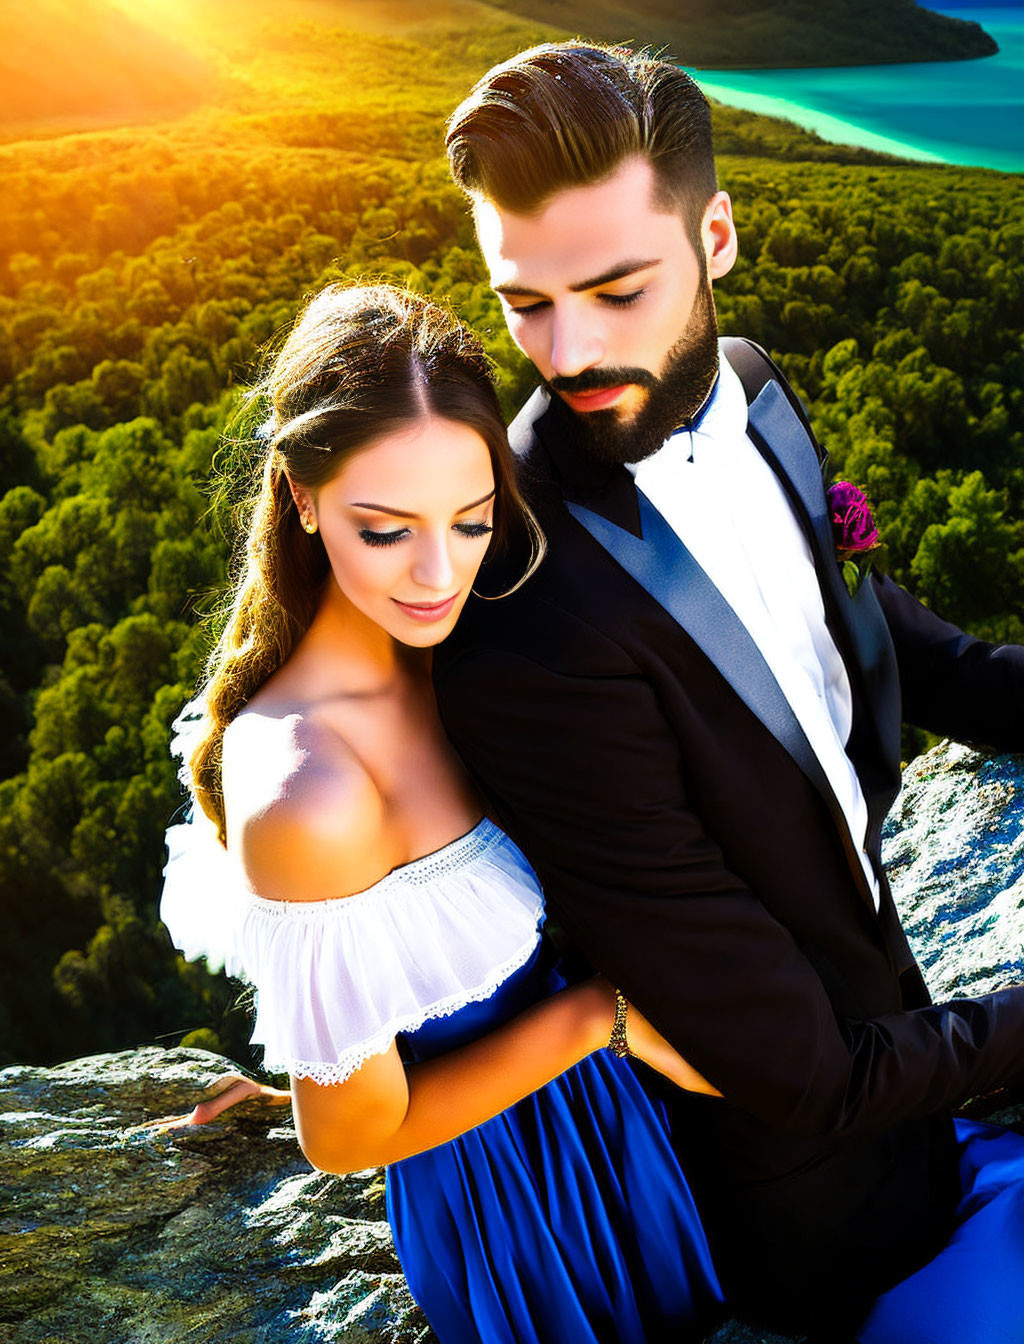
[701,83,951,165]
[689,8,1023,173]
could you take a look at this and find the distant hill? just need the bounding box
[926,1,1020,9]
[0,0,214,133]
[485,0,999,67]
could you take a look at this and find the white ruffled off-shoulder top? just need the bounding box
[160,805,546,1086]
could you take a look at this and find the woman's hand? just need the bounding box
[622,1001,722,1097]
[137,1071,292,1132]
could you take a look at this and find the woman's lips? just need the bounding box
[559,384,631,413]
[392,593,459,622]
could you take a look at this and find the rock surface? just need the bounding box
[882,741,1024,1002]
[2,741,1022,1344]
[0,1049,429,1343]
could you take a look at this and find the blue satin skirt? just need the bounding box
[386,949,724,1343]
[858,1118,1024,1344]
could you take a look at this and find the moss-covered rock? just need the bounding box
[0,1047,430,1342]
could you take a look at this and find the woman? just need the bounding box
[160,282,725,1343]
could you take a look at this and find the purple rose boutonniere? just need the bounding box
[827,481,881,597]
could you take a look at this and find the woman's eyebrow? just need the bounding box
[348,489,496,519]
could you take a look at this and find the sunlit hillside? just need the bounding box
[0,0,216,137]
[0,0,1020,1070]
[0,0,549,144]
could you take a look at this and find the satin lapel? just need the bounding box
[566,488,839,811]
[746,382,902,778]
[746,381,835,567]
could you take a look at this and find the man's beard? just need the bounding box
[547,279,720,468]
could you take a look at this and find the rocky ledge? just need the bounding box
[0,1046,427,1342]
[2,741,1022,1343]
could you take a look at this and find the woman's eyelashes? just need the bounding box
[358,527,409,548]
[357,522,493,549]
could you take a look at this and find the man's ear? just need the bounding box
[703,191,738,281]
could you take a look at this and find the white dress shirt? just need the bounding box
[627,353,880,908]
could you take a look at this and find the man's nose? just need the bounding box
[549,307,604,379]
[411,534,455,592]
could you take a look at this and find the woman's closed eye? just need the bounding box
[358,521,493,549]
[359,527,410,548]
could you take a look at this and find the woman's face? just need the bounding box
[299,415,497,648]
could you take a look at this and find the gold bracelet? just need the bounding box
[608,988,630,1058]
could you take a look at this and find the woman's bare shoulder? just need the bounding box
[222,708,391,904]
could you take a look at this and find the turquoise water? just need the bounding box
[689,8,1023,172]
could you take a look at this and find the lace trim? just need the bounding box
[244,817,506,917]
[261,922,543,1084]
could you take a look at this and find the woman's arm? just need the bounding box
[294,981,720,1175]
[293,978,608,1173]
[150,989,716,1157]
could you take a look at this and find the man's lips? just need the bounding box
[558,384,632,412]
[391,593,460,622]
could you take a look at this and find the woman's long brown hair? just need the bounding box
[186,283,542,842]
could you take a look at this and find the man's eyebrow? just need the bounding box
[494,258,661,299]
[348,489,496,519]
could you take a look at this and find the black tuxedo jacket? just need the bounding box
[433,342,1024,1331]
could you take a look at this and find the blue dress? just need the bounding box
[856,1117,1024,1344]
[161,815,724,1344]
[389,946,723,1343]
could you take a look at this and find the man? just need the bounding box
[433,41,1024,1341]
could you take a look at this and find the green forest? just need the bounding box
[1,0,1021,1069]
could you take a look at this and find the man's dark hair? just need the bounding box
[445,41,717,248]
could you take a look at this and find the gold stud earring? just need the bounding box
[301,513,317,534]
